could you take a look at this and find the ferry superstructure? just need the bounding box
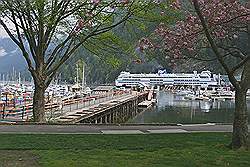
[115,70,220,87]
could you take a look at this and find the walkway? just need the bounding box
[0,124,249,134]
[56,93,137,123]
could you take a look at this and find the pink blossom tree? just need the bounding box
[141,0,250,149]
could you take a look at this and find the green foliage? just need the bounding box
[58,1,180,84]
[105,56,122,69]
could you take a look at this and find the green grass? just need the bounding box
[0,133,249,167]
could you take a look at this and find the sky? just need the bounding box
[0,20,16,38]
[0,26,9,38]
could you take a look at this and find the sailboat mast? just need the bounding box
[76,64,79,84]
[82,63,85,91]
[18,72,21,85]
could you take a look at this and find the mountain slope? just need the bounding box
[0,37,27,73]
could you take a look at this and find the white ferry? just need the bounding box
[115,70,220,87]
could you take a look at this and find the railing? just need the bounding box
[0,90,132,121]
[47,91,132,120]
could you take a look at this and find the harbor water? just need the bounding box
[128,91,250,124]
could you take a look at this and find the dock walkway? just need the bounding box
[56,92,147,124]
[0,91,132,121]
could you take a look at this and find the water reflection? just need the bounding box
[128,91,250,124]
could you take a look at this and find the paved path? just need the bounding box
[0,124,249,134]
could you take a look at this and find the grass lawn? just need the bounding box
[0,133,249,167]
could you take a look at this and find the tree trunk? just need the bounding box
[232,88,248,149]
[32,84,46,122]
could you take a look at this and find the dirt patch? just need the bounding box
[0,150,40,167]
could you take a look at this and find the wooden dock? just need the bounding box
[0,91,128,121]
[57,91,148,124]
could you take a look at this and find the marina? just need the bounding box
[0,81,133,122]
[129,91,250,124]
[0,70,249,124]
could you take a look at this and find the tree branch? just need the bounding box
[193,0,239,89]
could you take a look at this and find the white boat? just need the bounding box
[115,70,220,88]
[200,101,212,112]
[184,94,196,100]
[247,90,250,98]
[210,90,235,101]
[176,90,194,96]
[151,99,157,104]
[138,100,153,108]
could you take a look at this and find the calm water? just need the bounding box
[129,91,250,124]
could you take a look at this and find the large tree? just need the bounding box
[0,0,147,122]
[140,0,250,149]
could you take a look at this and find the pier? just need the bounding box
[57,91,149,124]
[0,88,156,123]
[0,90,135,121]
